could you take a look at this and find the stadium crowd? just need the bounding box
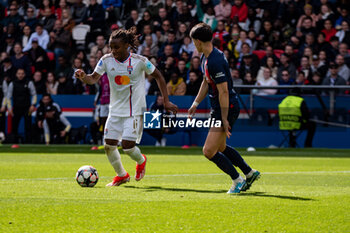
[0,0,350,143]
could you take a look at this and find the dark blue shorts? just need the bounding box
[210,102,240,130]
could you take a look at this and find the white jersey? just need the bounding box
[94,53,155,117]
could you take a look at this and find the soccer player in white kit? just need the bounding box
[75,27,178,186]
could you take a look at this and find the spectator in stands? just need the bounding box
[201,7,217,30]
[167,72,186,95]
[24,6,38,31]
[239,54,259,80]
[309,71,323,86]
[147,0,164,19]
[260,20,274,48]
[186,71,201,96]
[241,72,254,94]
[231,68,243,93]
[57,72,74,94]
[33,71,46,94]
[138,35,159,57]
[296,4,317,30]
[23,24,49,52]
[1,4,23,28]
[1,34,16,56]
[299,56,313,81]
[315,32,332,56]
[61,8,75,31]
[90,35,108,58]
[7,68,37,143]
[21,25,32,49]
[321,19,337,42]
[85,0,105,32]
[236,30,252,57]
[322,63,346,94]
[316,4,335,30]
[277,54,297,81]
[188,56,202,80]
[297,16,317,38]
[56,0,69,20]
[254,68,278,96]
[27,38,49,73]
[334,54,350,84]
[125,10,139,30]
[54,55,71,78]
[176,2,194,25]
[38,0,55,17]
[158,44,175,70]
[257,57,277,81]
[39,7,56,32]
[338,43,350,67]
[46,72,58,95]
[176,23,188,42]
[260,45,279,67]
[139,24,158,45]
[230,0,248,26]
[179,36,195,57]
[227,28,240,58]
[71,0,88,25]
[176,59,188,81]
[311,55,327,79]
[213,21,229,51]
[328,36,340,62]
[48,19,71,62]
[335,20,350,45]
[0,58,16,83]
[10,43,31,77]
[335,6,350,29]
[137,11,153,36]
[214,0,231,22]
[279,69,294,94]
[159,30,180,57]
[295,71,308,85]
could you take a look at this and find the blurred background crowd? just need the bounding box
[0,0,350,144]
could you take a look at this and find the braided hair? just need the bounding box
[109,26,139,51]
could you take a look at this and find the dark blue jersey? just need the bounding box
[201,48,237,110]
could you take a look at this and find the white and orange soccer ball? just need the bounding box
[75,165,99,187]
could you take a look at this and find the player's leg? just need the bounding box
[121,116,146,181]
[203,128,246,193]
[104,116,129,186]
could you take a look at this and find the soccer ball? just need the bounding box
[75,165,99,187]
[0,132,5,143]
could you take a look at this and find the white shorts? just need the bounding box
[100,104,109,117]
[104,115,143,144]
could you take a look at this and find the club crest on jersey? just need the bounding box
[127,65,133,74]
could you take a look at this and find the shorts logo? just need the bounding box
[114,75,130,85]
[105,128,108,135]
[143,110,161,129]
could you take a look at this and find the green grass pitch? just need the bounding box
[0,145,349,232]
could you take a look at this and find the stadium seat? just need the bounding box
[273,50,284,58]
[252,50,266,60]
[47,52,55,61]
[72,24,91,50]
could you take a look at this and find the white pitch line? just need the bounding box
[1,171,350,182]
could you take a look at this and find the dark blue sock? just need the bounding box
[222,145,252,175]
[210,152,239,180]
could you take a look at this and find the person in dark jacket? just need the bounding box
[7,68,37,143]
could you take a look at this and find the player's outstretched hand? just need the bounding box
[222,119,232,138]
[164,101,178,114]
[75,69,86,83]
[188,106,196,120]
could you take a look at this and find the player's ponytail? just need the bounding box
[110,26,139,51]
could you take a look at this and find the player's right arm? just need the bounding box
[75,70,101,85]
[188,78,208,118]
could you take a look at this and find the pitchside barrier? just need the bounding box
[6,85,350,148]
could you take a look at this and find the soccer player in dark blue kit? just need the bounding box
[188,23,260,193]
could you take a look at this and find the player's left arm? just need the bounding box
[151,68,178,114]
[217,82,231,138]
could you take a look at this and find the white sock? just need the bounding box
[233,175,244,185]
[123,146,145,165]
[104,144,127,177]
[246,169,256,179]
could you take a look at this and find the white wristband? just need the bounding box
[192,101,199,107]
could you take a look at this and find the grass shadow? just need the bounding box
[124,186,314,201]
[238,191,315,201]
[124,185,227,194]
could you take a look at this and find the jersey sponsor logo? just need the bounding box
[114,75,130,85]
[111,68,115,71]
[215,72,225,78]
